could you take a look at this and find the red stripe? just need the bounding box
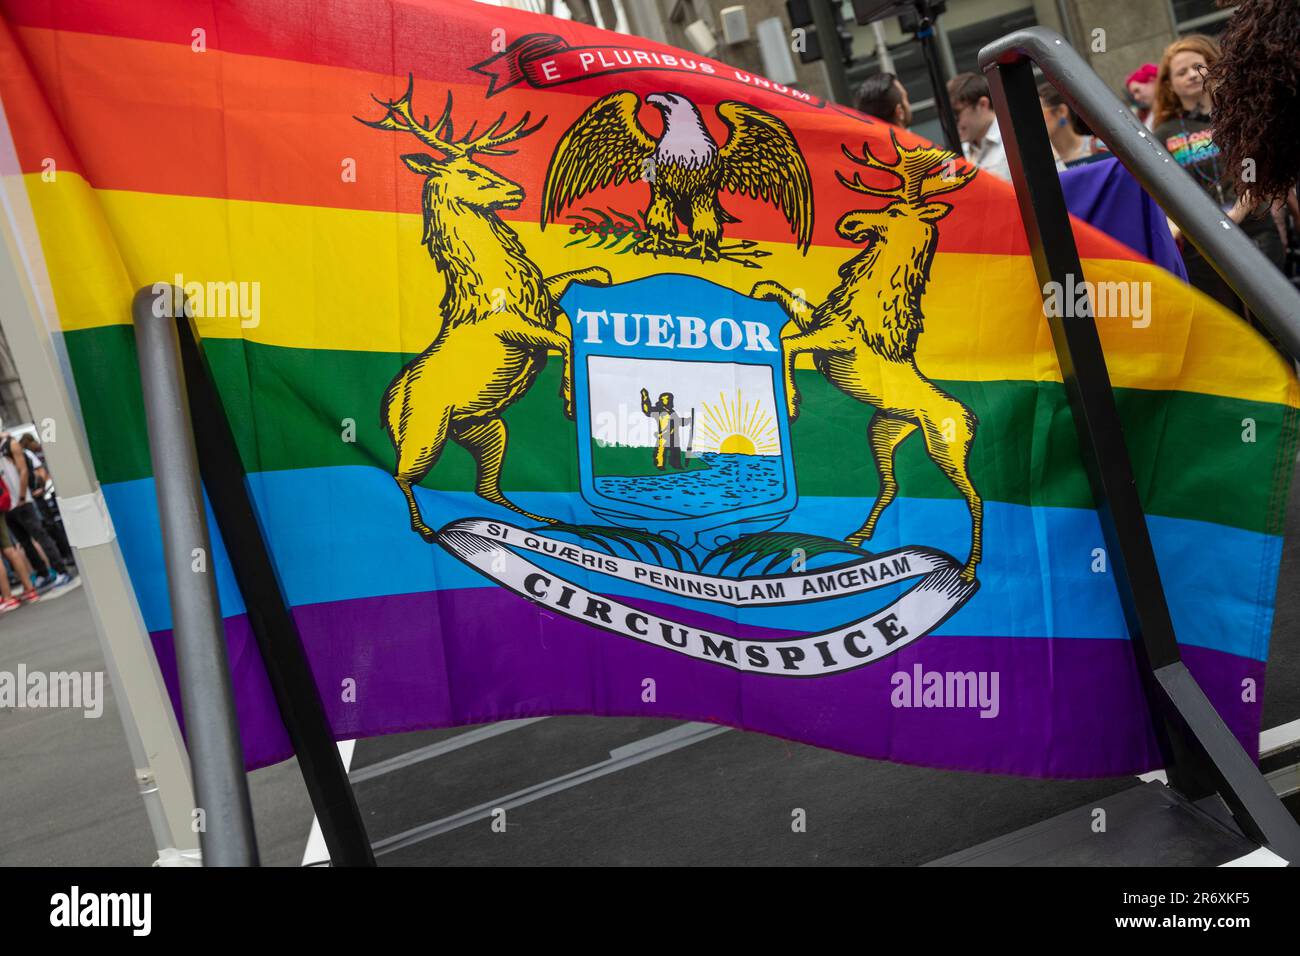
[0,0,832,110]
[0,2,1142,261]
[0,17,80,174]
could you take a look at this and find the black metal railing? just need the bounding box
[979,26,1300,862]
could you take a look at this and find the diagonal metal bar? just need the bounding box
[157,288,376,867]
[979,27,1300,353]
[978,29,1300,862]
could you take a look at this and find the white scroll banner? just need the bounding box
[438,519,980,677]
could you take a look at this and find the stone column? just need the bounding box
[1060,0,1178,95]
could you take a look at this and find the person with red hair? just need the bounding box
[1152,34,1285,318]
[1125,63,1158,130]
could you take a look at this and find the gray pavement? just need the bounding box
[3,457,1299,865]
[0,586,315,866]
[0,585,156,866]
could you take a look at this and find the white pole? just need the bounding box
[871,21,894,74]
[0,117,199,862]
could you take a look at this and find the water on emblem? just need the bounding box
[564,273,798,552]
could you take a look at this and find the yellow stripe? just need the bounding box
[16,172,133,314]
[25,175,1299,408]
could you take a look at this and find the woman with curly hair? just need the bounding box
[1152,33,1286,317]
[1206,0,1300,208]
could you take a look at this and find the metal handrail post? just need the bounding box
[169,299,375,867]
[132,285,259,867]
[978,29,1300,862]
[978,26,1300,357]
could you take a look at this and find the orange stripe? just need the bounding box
[1,24,1144,262]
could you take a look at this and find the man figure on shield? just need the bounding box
[640,388,692,471]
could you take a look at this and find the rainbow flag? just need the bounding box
[1,0,1293,777]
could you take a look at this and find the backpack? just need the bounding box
[0,437,18,512]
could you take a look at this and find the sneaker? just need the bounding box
[19,589,38,604]
[40,573,80,599]
[0,598,20,613]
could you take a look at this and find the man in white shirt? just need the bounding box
[947,72,1011,182]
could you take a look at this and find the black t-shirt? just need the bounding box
[1153,109,1273,240]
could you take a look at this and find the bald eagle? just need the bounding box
[541,91,813,260]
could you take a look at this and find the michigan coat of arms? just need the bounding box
[360,76,982,677]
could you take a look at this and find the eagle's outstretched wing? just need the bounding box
[716,102,813,252]
[541,91,657,227]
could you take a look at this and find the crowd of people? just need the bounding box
[851,0,1300,326]
[0,422,78,613]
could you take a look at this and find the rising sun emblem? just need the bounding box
[695,390,780,457]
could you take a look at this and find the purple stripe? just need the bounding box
[149,588,1265,777]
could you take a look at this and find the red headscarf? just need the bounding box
[1126,63,1158,86]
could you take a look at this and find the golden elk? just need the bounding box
[359,77,608,539]
[752,131,983,579]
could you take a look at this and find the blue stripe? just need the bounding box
[102,465,1280,661]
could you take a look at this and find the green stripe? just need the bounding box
[64,326,1298,536]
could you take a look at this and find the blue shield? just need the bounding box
[561,273,798,551]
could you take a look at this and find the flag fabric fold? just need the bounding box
[0,0,1294,777]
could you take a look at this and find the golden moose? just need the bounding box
[752,132,983,580]
[360,78,608,539]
